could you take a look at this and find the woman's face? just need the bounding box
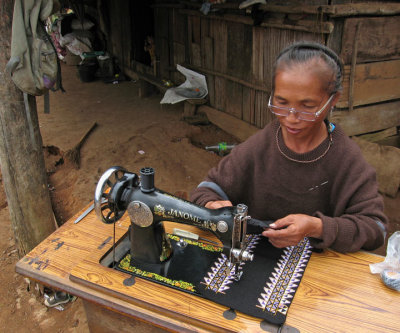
[273,61,338,140]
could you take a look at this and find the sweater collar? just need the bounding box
[274,119,333,163]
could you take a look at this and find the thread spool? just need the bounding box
[140,167,155,193]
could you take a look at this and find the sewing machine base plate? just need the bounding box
[114,235,222,295]
[70,230,312,325]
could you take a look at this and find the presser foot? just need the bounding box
[233,271,243,281]
[227,262,243,282]
[232,264,243,281]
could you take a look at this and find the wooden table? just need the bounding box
[16,203,400,333]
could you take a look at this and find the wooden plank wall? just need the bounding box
[154,7,170,80]
[338,60,400,108]
[109,2,400,140]
[107,0,133,70]
[179,13,324,129]
[331,15,400,137]
[152,5,328,130]
[340,16,400,64]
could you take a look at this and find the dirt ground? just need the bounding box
[0,63,399,332]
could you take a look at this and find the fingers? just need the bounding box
[270,216,296,229]
[205,200,233,209]
[268,238,292,248]
[262,225,290,238]
[262,214,315,247]
[265,231,300,248]
[261,217,292,238]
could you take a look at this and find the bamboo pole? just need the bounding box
[179,9,334,34]
[328,3,400,17]
[183,63,270,94]
[178,1,400,17]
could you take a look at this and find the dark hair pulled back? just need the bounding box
[272,41,344,95]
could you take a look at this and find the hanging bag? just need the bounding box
[6,0,64,98]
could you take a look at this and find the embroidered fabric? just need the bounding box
[117,234,313,325]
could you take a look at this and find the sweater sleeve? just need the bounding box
[309,139,388,253]
[189,125,269,206]
[190,145,247,206]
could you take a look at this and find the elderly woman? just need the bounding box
[190,41,387,253]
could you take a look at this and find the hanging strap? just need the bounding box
[43,91,50,114]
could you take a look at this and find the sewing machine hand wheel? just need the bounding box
[94,166,127,224]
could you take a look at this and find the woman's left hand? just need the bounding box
[262,214,323,248]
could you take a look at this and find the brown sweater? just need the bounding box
[190,119,388,253]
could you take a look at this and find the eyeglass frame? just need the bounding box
[268,94,335,121]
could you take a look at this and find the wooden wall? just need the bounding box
[105,0,154,76]
[331,15,400,138]
[153,3,326,129]
[104,1,400,141]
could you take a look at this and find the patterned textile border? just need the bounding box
[201,234,260,294]
[257,238,313,315]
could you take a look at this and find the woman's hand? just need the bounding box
[262,214,323,248]
[205,200,233,209]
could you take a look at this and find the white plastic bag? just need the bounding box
[370,231,400,291]
[160,65,208,104]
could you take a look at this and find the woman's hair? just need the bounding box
[272,41,343,95]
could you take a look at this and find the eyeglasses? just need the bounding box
[268,94,334,121]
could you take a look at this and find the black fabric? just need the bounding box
[117,234,312,325]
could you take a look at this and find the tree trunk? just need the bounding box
[0,0,56,257]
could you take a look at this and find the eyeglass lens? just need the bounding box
[269,107,317,121]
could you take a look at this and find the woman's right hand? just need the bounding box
[205,200,233,209]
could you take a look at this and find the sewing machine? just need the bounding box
[94,166,273,282]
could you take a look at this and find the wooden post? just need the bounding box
[348,21,361,112]
[0,0,56,256]
[138,79,155,98]
[183,101,197,117]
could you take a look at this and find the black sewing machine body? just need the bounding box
[94,167,272,281]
